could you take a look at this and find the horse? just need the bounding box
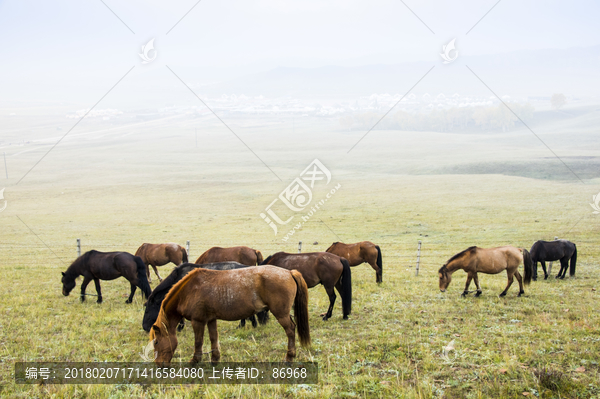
[135,243,188,283]
[438,246,533,297]
[149,266,310,364]
[61,250,151,304]
[261,252,352,320]
[530,240,577,280]
[142,262,269,332]
[325,241,383,283]
[195,246,263,266]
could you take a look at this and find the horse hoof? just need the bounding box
[499,293,506,298]
[518,292,524,297]
[125,299,132,304]
[343,315,349,320]
[322,316,330,321]
[475,291,482,297]
[96,299,103,304]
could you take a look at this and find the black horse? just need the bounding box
[530,240,577,280]
[142,262,269,332]
[61,250,152,303]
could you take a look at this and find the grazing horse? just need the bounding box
[325,241,383,283]
[438,246,532,297]
[149,266,311,364]
[261,252,352,320]
[195,246,263,266]
[530,240,577,280]
[142,262,269,332]
[61,250,151,303]
[135,243,188,283]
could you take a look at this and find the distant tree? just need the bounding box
[551,93,566,110]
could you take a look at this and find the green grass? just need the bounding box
[1,171,599,398]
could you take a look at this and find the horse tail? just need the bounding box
[134,256,152,299]
[340,258,352,318]
[570,245,577,276]
[255,250,264,265]
[257,310,270,325]
[290,270,311,347]
[375,245,382,280]
[522,249,532,285]
[181,247,188,264]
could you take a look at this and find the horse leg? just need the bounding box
[237,319,246,329]
[146,263,152,283]
[541,261,548,280]
[190,319,206,363]
[499,271,515,297]
[558,258,568,279]
[93,278,103,303]
[276,314,297,362]
[321,285,336,321]
[368,260,382,284]
[462,273,473,297]
[177,320,185,332]
[473,273,483,297]
[250,315,258,328]
[126,283,137,304]
[207,319,221,363]
[515,271,524,296]
[152,265,162,282]
[80,276,92,302]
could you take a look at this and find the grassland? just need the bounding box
[0,112,599,398]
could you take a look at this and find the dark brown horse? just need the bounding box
[149,266,310,364]
[135,243,188,283]
[61,250,151,303]
[438,246,533,297]
[530,239,577,280]
[195,246,263,266]
[142,262,269,332]
[261,252,352,320]
[326,241,383,283]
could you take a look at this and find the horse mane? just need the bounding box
[152,267,204,336]
[64,250,95,279]
[445,246,477,265]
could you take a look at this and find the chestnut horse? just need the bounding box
[326,241,383,283]
[142,262,269,332]
[135,243,188,283]
[149,266,310,364]
[438,246,533,297]
[195,246,263,266]
[61,250,151,303]
[261,252,352,320]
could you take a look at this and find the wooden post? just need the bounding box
[186,240,190,258]
[3,152,7,179]
[76,238,81,257]
[415,240,422,276]
[298,241,302,253]
[548,236,558,275]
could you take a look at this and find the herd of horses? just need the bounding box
[60,239,577,364]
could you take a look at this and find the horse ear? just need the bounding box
[151,325,161,335]
[61,272,65,276]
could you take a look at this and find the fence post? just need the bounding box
[415,240,422,276]
[547,236,558,275]
[76,238,81,257]
[298,241,302,253]
[186,240,190,258]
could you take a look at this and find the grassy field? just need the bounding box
[1,113,599,398]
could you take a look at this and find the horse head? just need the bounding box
[438,265,452,292]
[61,272,76,296]
[150,323,177,365]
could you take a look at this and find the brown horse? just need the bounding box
[438,246,533,297]
[135,243,188,283]
[149,266,310,364]
[326,241,383,283]
[61,250,151,303]
[195,246,263,266]
[261,252,352,320]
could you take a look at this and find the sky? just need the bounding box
[0,0,599,105]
